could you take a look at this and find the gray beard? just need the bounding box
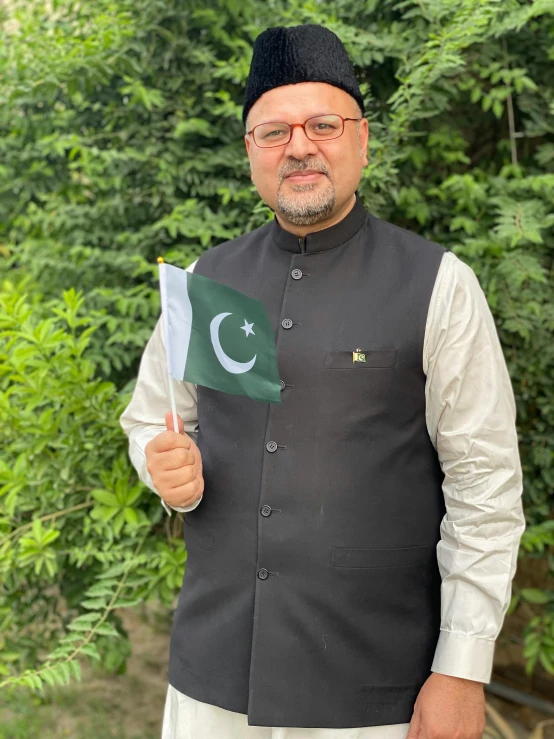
[276,180,336,226]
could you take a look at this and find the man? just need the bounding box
[120,23,526,739]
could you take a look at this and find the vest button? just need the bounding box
[291,268,303,280]
[281,318,293,329]
[266,441,278,453]
[258,568,269,580]
[261,505,272,517]
[280,380,286,390]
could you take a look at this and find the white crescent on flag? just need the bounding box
[210,312,257,374]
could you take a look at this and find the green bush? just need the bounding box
[0,280,187,688]
[1,0,553,689]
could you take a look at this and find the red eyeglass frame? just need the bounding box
[246,113,363,148]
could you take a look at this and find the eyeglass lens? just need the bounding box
[253,114,344,147]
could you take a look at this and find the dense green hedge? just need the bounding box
[1,0,553,690]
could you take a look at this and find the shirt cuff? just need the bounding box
[431,630,495,684]
[167,494,203,514]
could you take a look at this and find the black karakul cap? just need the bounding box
[242,24,364,127]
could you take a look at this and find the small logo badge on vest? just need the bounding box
[352,348,366,363]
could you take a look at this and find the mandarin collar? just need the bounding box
[270,190,367,255]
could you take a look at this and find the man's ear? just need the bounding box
[361,119,370,167]
[244,137,253,180]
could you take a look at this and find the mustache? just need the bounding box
[281,166,328,179]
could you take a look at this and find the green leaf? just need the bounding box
[539,650,554,675]
[85,582,116,598]
[507,592,520,614]
[521,588,550,604]
[31,518,43,540]
[79,644,101,661]
[94,623,120,638]
[68,613,101,630]
[41,667,57,688]
[92,489,119,507]
[81,598,107,610]
[69,660,82,681]
[123,507,138,526]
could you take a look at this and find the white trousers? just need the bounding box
[162,684,410,739]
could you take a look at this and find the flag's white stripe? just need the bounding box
[165,263,193,380]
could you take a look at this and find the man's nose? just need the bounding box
[283,124,319,160]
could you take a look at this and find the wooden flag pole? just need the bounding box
[157,257,180,434]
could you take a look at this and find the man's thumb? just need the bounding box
[165,411,185,434]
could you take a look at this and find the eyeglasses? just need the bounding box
[246,113,362,148]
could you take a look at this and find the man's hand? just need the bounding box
[406,673,486,739]
[144,412,204,508]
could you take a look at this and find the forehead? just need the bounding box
[248,82,356,124]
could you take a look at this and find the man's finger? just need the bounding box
[405,707,420,739]
[158,446,195,471]
[147,430,190,454]
[157,464,197,490]
[163,479,203,507]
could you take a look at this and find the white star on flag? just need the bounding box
[241,320,255,337]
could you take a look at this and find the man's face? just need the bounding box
[244,82,369,227]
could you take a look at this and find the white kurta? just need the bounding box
[161,686,412,738]
[120,250,526,738]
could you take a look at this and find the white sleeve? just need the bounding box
[423,251,526,683]
[119,259,203,515]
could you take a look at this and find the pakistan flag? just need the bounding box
[159,261,282,403]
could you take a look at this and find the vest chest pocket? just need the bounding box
[183,518,214,552]
[331,544,435,569]
[324,349,397,369]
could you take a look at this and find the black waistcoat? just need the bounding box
[168,192,448,729]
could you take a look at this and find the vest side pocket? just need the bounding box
[183,518,215,552]
[331,543,435,568]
